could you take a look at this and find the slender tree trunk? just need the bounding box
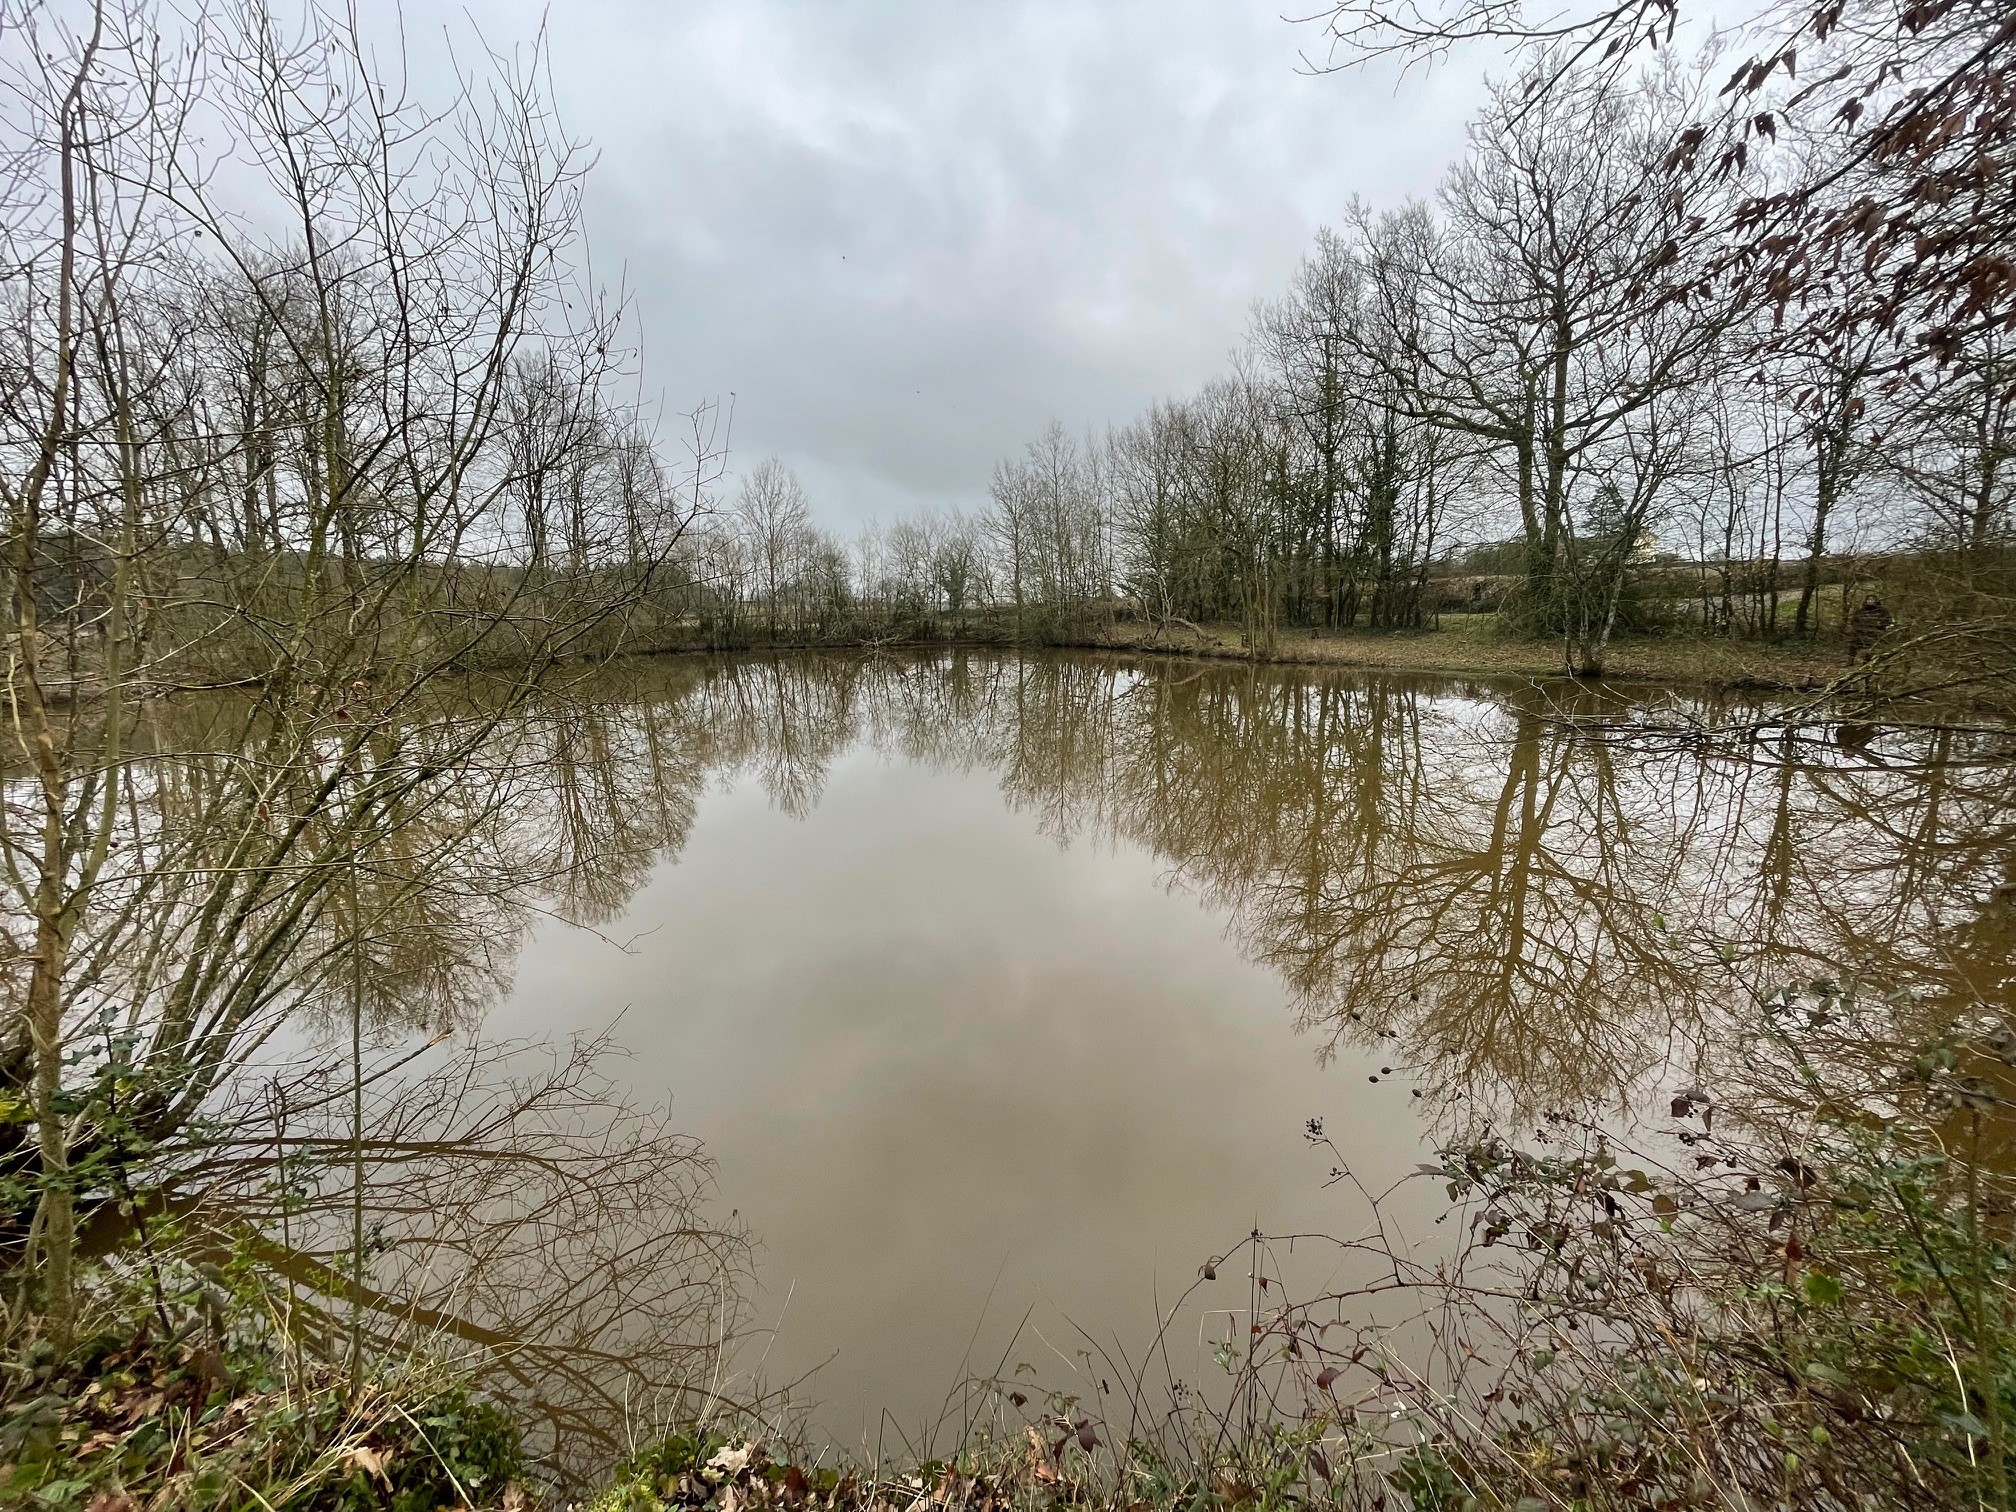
[15,12,104,1344]
[1795,454,1837,638]
[26,895,72,1343]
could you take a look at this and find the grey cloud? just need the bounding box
[383,0,1489,526]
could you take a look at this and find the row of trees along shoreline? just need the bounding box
[679,58,2012,695]
[17,53,2011,699]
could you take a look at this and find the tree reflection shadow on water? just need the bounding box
[556,652,2011,1122]
[34,650,2014,1478]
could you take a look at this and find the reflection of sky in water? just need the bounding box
[470,653,2015,1442]
[493,747,1427,1444]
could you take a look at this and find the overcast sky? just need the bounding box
[389,2,1495,531]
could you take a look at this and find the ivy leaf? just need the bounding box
[1941,1409,1989,1440]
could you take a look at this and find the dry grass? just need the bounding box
[1071,616,1848,692]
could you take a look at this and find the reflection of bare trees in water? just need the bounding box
[86,1035,746,1489]
[317,659,2016,1464]
[17,675,753,1485]
[33,650,2014,1482]
[454,652,2016,1137]
[502,652,2016,1127]
[623,654,2015,1127]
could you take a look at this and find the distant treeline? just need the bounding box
[684,57,2011,678]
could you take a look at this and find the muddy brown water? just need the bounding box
[477,649,2015,1444]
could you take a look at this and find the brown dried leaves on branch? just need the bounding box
[1310,0,2016,361]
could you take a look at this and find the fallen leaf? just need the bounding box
[1024,1425,1060,1484]
[344,1445,393,1488]
[708,1442,757,1478]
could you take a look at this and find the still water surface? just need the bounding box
[481,651,2015,1441]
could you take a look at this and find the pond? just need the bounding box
[469,650,2016,1444]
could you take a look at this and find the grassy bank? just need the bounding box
[1062,615,1853,692]
[620,613,1854,696]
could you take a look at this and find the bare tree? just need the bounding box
[1888,327,2016,560]
[733,457,813,639]
[0,0,706,1341]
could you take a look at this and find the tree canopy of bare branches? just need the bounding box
[0,0,715,1347]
